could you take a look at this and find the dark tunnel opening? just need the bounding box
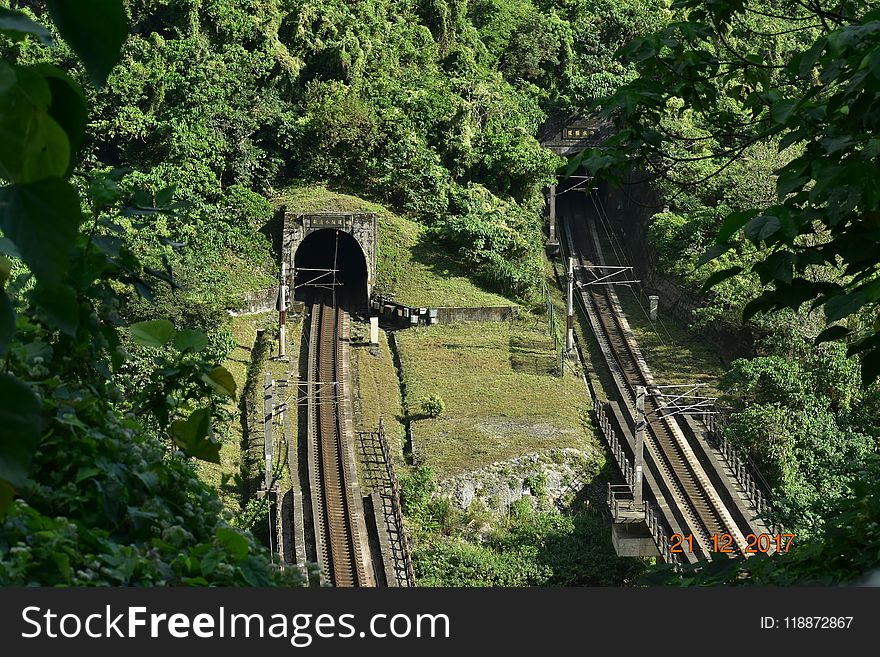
[293,229,368,311]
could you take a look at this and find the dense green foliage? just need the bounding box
[0,1,297,586]
[92,0,562,298]
[68,0,674,300]
[576,0,880,583]
[579,0,880,385]
[648,205,764,326]
[720,339,878,536]
[401,466,645,586]
[2,0,678,308]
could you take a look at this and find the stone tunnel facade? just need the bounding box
[282,211,378,303]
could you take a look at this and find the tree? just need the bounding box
[0,1,295,585]
[719,346,874,536]
[571,0,880,385]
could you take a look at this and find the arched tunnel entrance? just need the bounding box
[293,228,369,310]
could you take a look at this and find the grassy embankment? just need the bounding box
[395,320,598,480]
[196,313,270,511]
[199,298,307,518]
[350,327,407,468]
[198,311,304,512]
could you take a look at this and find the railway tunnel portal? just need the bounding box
[283,212,377,310]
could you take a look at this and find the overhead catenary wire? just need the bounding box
[584,190,778,505]
[555,177,594,196]
[588,192,681,353]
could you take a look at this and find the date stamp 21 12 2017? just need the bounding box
[669,532,795,554]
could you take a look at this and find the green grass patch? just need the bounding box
[197,312,272,511]
[616,288,724,398]
[351,327,407,468]
[200,311,305,511]
[263,313,304,493]
[395,318,598,479]
[274,183,512,308]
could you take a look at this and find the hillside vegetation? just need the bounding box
[278,184,513,306]
[2,0,879,587]
[577,0,880,583]
[1,0,652,585]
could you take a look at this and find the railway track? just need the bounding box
[306,299,375,586]
[562,198,749,560]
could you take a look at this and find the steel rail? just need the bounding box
[307,299,374,585]
[563,206,748,559]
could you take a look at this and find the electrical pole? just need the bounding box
[278,262,288,358]
[634,385,646,507]
[549,183,557,242]
[566,257,574,354]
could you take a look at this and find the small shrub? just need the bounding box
[420,393,445,418]
[508,497,534,520]
[524,472,548,499]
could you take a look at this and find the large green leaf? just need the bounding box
[216,527,249,561]
[0,255,9,287]
[31,282,79,337]
[129,319,176,348]
[173,328,209,353]
[36,66,87,175]
[239,556,273,586]
[867,46,880,81]
[776,170,808,202]
[700,266,742,292]
[201,366,237,398]
[716,209,759,243]
[0,65,70,183]
[742,291,777,321]
[770,99,798,126]
[815,325,850,344]
[823,291,867,323]
[744,214,781,244]
[0,260,10,353]
[0,373,42,489]
[0,237,21,260]
[0,8,52,45]
[46,0,128,88]
[0,479,13,518]
[760,251,795,285]
[169,408,220,463]
[0,179,82,284]
[696,242,733,267]
[0,291,13,356]
[861,347,880,388]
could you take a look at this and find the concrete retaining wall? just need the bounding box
[435,306,519,324]
[372,296,519,328]
[230,286,279,316]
